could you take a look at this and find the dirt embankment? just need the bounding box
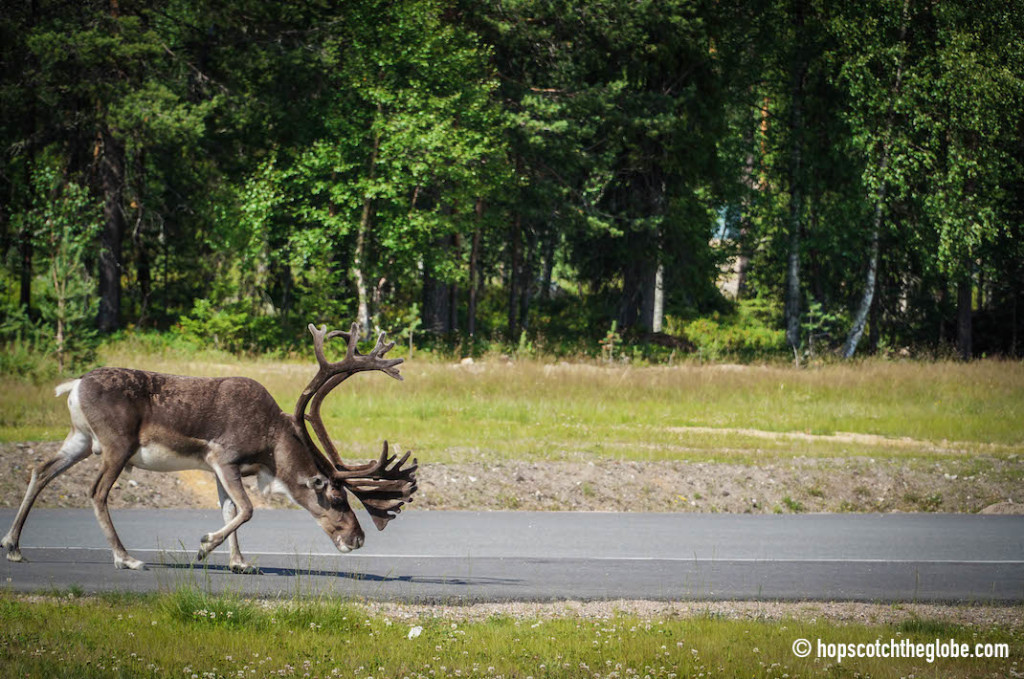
[2,441,1021,515]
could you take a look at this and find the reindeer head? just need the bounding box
[293,323,418,552]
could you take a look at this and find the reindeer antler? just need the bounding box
[343,441,418,531]
[295,322,403,475]
[294,323,417,528]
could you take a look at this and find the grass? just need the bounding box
[0,590,1020,678]
[3,346,1023,466]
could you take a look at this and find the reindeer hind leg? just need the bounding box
[3,430,94,562]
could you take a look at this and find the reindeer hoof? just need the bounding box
[230,562,262,575]
[114,555,147,570]
[2,535,21,562]
[196,534,215,562]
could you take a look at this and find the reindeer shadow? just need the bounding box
[153,558,520,587]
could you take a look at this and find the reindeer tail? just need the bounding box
[55,379,80,397]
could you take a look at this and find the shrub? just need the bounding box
[673,300,787,362]
[176,298,285,354]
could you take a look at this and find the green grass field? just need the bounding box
[1,590,1020,679]
[3,347,1023,465]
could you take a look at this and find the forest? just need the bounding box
[2,0,1023,370]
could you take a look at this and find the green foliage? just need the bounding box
[175,299,285,354]
[393,303,423,356]
[0,157,101,378]
[0,306,55,381]
[675,301,787,362]
[1,0,1022,359]
[802,301,847,358]
[599,321,622,362]
[781,495,806,513]
[161,587,255,629]
[31,163,101,373]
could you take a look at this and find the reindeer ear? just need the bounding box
[303,474,328,491]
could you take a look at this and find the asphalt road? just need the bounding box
[2,509,1022,602]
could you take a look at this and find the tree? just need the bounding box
[474,0,729,338]
[19,157,101,372]
[834,0,912,358]
[832,0,1024,358]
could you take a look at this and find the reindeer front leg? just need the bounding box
[197,461,253,564]
[215,478,261,574]
[91,444,146,570]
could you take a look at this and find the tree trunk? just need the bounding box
[618,260,643,330]
[422,274,450,335]
[641,263,664,333]
[783,148,803,356]
[467,200,482,338]
[735,227,751,301]
[868,288,881,354]
[52,260,66,373]
[1012,286,1018,357]
[132,147,152,325]
[353,128,381,336]
[842,202,882,358]
[19,229,32,314]
[957,276,972,361]
[97,130,125,333]
[735,103,759,301]
[353,223,370,334]
[507,214,522,339]
[540,226,556,301]
[422,235,452,336]
[449,232,461,333]
[784,11,807,357]
[519,227,537,330]
[843,0,908,359]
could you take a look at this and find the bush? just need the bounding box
[175,299,286,354]
[0,297,96,382]
[672,300,787,362]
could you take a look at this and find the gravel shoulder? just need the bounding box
[3,441,1021,515]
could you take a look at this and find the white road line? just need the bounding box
[27,547,1024,565]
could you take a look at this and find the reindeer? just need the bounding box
[1,323,417,572]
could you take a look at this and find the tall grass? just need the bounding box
[0,590,1019,678]
[3,346,1023,463]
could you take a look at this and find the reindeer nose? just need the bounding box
[336,532,364,552]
